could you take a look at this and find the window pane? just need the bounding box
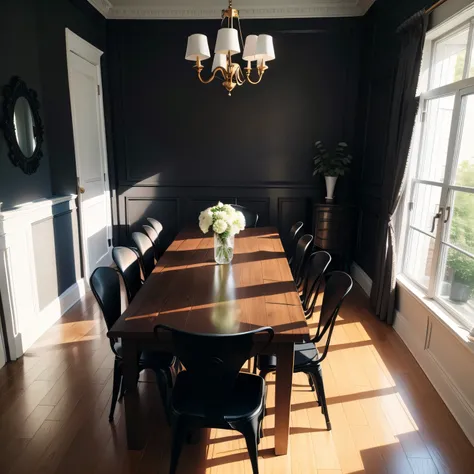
[404,229,435,289]
[437,245,474,329]
[412,183,442,235]
[445,191,474,255]
[418,95,455,182]
[453,94,474,187]
[431,27,469,89]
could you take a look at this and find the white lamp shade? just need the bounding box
[243,35,258,61]
[215,28,241,56]
[256,34,275,62]
[212,53,227,71]
[185,34,211,61]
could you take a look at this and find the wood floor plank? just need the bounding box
[0,283,473,474]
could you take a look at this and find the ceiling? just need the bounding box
[87,0,376,20]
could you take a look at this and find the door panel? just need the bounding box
[68,51,111,279]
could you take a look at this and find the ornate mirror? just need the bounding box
[2,77,44,175]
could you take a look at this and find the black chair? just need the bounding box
[112,246,142,302]
[300,251,332,319]
[287,221,304,265]
[131,231,155,279]
[147,217,163,237]
[90,267,176,422]
[290,234,313,289]
[256,272,353,430]
[154,325,274,474]
[143,224,160,260]
[232,204,259,228]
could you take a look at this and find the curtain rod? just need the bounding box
[425,0,449,15]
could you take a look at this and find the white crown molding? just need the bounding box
[86,1,376,20]
[87,0,113,17]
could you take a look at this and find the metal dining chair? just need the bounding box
[131,231,155,279]
[90,267,176,422]
[300,251,332,319]
[143,224,160,260]
[290,234,313,289]
[147,217,163,237]
[256,272,353,430]
[112,246,142,302]
[287,221,304,265]
[231,204,259,228]
[154,325,274,474]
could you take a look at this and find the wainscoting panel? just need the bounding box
[117,186,317,252]
[0,196,85,359]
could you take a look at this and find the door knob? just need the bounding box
[79,186,85,194]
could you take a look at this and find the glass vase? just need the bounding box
[214,233,234,265]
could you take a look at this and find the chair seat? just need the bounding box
[171,371,265,421]
[113,341,174,368]
[258,342,319,371]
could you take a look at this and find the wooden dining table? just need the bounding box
[108,226,310,455]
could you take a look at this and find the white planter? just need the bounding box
[325,176,338,201]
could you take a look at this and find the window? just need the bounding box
[402,15,474,331]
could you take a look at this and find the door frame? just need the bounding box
[65,28,112,280]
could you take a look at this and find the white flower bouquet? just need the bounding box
[199,202,246,264]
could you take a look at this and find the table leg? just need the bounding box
[274,342,294,455]
[122,339,143,450]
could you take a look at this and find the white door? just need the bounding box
[66,36,112,279]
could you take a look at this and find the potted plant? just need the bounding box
[448,252,474,303]
[313,141,352,201]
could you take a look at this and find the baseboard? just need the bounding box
[16,279,86,356]
[394,309,474,446]
[350,261,373,297]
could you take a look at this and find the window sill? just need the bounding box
[396,274,474,353]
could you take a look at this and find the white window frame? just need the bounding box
[400,7,474,332]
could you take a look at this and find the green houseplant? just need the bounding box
[313,141,352,201]
[447,161,474,302]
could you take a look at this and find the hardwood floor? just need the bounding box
[1,284,473,474]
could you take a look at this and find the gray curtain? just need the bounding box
[370,11,429,324]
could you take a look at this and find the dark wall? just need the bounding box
[0,0,52,209]
[354,0,472,280]
[0,0,105,300]
[107,18,363,249]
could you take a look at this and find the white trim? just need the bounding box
[394,307,474,446]
[0,195,85,360]
[65,28,103,65]
[87,1,375,19]
[87,0,112,18]
[426,3,474,41]
[350,261,373,297]
[397,275,474,351]
[65,29,113,279]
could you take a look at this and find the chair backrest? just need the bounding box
[147,217,163,236]
[112,246,142,302]
[90,267,121,354]
[301,251,332,314]
[231,204,259,228]
[132,232,155,279]
[290,234,313,288]
[143,224,160,258]
[313,271,353,362]
[288,221,304,263]
[154,325,274,413]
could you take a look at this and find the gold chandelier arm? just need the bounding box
[234,65,246,86]
[195,65,226,84]
[245,67,265,85]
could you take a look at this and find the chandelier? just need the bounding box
[184,0,275,96]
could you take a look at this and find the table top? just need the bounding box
[108,227,309,343]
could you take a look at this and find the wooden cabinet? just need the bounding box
[313,203,357,269]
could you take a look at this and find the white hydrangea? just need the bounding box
[213,219,228,234]
[198,208,213,234]
[199,202,246,236]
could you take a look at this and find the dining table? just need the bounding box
[108,226,310,456]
